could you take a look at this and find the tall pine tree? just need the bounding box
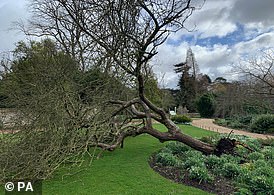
[174,48,198,112]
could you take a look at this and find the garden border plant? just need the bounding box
[151,134,274,195]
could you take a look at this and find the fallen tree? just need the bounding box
[55,0,232,155]
[0,0,248,181]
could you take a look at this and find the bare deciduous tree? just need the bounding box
[235,49,274,97]
[49,0,224,155]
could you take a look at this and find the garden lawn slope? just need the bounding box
[38,125,216,195]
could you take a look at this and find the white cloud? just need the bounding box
[234,32,274,55]
[151,0,274,88]
[0,0,28,52]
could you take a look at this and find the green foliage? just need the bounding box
[248,152,265,162]
[170,115,192,124]
[155,152,181,167]
[215,114,274,134]
[74,68,131,104]
[214,118,228,126]
[221,163,242,178]
[238,115,253,125]
[196,93,216,118]
[261,146,274,160]
[2,39,78,110]
[243,101,272,115]
[182,156,204,169]
[251,114,274,133]
[205,155,226,170]
[165,142,190,155]
[181,150,206,169]
[144,77,163,107]
[234,187,253,195]
[155,133,274,195]
[248,175,274,194]
[188,166,214,183]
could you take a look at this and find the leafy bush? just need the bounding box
[182,156,204,169]
[251,114,274,134]
[248,152,265,162]
[171,115,192,124]
[214,118,228,126]
[196,93,216,118]
[252,165,274,178]
[154,133,274,194]
[182,151,205,169]
[155,152,181,167]
[238,115,253,126]
[188,166,214,183]
[234,187,253,195]
[261,147,274,160]
[165,142,190,155]
[229,121,245,129]
[248,175,274,194]
[205,154,227,171]
[221,163,242,178]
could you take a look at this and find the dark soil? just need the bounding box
[149,155,235,195]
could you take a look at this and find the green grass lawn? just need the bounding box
[2,124,217,195]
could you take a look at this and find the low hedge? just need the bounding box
[171,115,192,124]
[251,114,274,134]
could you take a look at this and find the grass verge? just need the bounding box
[1,124,216,195]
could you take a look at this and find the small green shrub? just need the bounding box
[188,166,214,183]
[238,115,253,126]
[214,118,228,126]
[253,159,268,168]
[171,115,192,124]
[182,151,205,169]
[234,187,253,195]
[248,175,273,194]
[261,147,274,160]
[248,152,265,162]
[155,152,181,167]
[221,163,242,178]
[184,150,204,159]
[221,154,241,164]
[166,142,190,155]
[182,156,205,169]
[206,154,227,170]
[242,138,262,151]
[160,147,173,154]
[199,134,220,145]
[229,121,245,129]
[196,93,216,118]
[252,165,274,178]
[251,114,274,133]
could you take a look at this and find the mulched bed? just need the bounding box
[149,155,235,195]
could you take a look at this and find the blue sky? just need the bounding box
[1,0,274,88]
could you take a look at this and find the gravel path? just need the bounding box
[192,118,274,140]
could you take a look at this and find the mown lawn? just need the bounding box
[2,124,217,195]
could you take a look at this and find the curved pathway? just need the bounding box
[192,118,274,140]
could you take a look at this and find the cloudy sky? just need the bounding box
[1,0,274,88]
